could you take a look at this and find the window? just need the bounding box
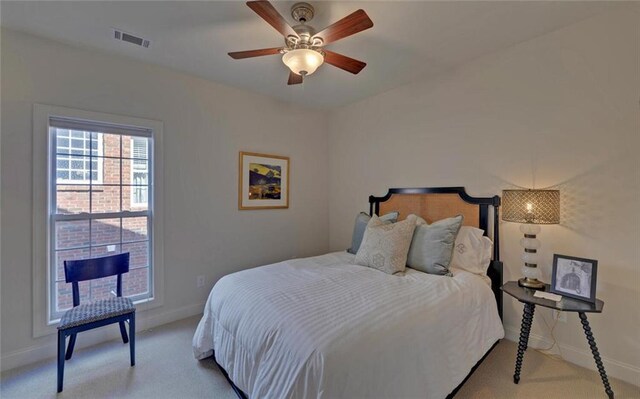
[49,117,153,320]
[33,105,163,336]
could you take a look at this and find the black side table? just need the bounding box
[501,281,613,399]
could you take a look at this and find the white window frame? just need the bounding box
[54,130,104,184]
[32,104,165,338]
[130,137,149,208]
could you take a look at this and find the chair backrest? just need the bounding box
[64,253,130,307]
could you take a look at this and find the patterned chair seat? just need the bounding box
[58,297,135,330]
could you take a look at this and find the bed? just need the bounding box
[193,187,504,399]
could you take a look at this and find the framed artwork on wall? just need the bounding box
[238,151,289,210]
[549,254,598,304]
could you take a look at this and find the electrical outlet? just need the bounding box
[553,310,567,323]
[197,275,205,288]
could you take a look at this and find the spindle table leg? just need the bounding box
[513,303,535,384]
[579,312,614,399]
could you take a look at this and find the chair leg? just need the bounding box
[129,313,136,366]
[119,321,129,344]
[57,331,66,392]
[65,333,77,360]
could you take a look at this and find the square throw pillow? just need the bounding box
[450,226,493,275]
[354,214,417,275]
[406,215,464,275]
[347,211,399,254]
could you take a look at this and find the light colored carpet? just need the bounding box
[1,316,236,399]
[1,316,638,398]
[456,338,639,399]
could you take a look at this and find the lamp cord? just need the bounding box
[533,312,564,361]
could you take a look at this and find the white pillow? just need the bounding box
[354,214,417,275]
[450,226,493,275]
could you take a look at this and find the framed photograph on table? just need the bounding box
[238,151,289,210]
[550,254,598,304]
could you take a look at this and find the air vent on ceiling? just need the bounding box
[112,29,150,48]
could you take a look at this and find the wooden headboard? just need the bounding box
[369,187,503,320]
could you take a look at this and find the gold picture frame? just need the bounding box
[238,151,289,210]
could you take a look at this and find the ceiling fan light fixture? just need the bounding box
[282,49,324,76]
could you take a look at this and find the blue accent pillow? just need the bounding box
[347,211,399,254]
[406,215,464,275]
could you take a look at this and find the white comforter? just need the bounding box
[193,252,504,399]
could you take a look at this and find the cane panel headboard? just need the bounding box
[369,187,503,320]
[379,193,480,228]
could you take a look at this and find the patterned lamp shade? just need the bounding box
[502,189,560,224]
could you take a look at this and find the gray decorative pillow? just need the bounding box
[354,214,417,275]
[347,211,399,254]
[406,215,464,276]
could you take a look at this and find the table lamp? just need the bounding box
[502,189,560,289]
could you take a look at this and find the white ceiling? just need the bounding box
[1,1,618,109]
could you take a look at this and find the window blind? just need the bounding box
[50,117,152,138]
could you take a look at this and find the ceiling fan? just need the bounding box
[228,1,373,85]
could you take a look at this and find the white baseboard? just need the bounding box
[0,302,205,373]
[504,325,640,387]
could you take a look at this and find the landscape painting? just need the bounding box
[249,163,281,200]
[239,152,289,209]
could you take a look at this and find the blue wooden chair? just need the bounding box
[57,253,136,392]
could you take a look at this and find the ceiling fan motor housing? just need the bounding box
[287,2,320,48]
[288,25,319,46]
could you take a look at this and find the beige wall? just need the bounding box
[2,5,639,385]
[1,29,329,369]
[327,7,639,384]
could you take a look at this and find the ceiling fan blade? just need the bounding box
[228,47,282,59]
[287,71,303,85]
[313,9,373,45]
[247,1,298,39]
[323,50,366,74]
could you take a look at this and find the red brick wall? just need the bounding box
[55,134,150,311]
